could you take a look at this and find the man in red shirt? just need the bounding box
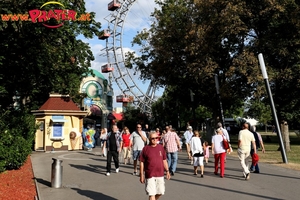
[140,131,170,200]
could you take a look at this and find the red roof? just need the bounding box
[39,95,80,111]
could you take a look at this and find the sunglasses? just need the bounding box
[151,137,159,140]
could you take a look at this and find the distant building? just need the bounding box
[79,69,114,129]
[31,69,115,152]
[32,94,87,151]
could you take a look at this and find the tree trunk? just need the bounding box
[280,121,291,152]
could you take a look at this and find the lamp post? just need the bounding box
[214,74,225,127]
[190,89,196,129]
[258,53,288,163]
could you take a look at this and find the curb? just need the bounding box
[31,155,41,200]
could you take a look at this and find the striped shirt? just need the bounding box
[163,131,180,153]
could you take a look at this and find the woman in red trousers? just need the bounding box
[211,128,227,178]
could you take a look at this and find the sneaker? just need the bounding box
[133,171,137,176]
[116,168,119,173]
[106,172,110,176]
[245,173,250,180]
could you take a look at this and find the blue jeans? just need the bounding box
[167,152,178,172]
[250,148,260,172]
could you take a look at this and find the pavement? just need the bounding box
[31,146,300,200]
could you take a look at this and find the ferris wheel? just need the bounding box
[99,0,158,116]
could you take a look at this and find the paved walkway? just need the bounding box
[31,147,300,200]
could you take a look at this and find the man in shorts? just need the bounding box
[130,123,147,175]
[140,131,170,200]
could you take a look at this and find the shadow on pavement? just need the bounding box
[71,188,118,200]
[35,178,51,187]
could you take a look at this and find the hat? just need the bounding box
[187,126,192,130]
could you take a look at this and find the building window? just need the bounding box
[52,123,64,140]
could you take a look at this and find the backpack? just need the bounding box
[94,130,100,139]
[252,131,260,149]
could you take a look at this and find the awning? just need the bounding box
[51,119,67,123]
[113,113,123,121]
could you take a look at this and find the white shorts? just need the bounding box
[193,156,204,166]
[145,177,165,196]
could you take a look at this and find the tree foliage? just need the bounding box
[0,0,101,110]
[120,106,149,131]
[0,0,101,171]
[126,0,300,126]
[151,86,213,130]
[0,110,36,173]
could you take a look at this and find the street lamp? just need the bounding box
[190,89,196,129]
[258,53,288,163]
[214,74,225,127]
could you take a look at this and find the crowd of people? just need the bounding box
[81,122,265,200]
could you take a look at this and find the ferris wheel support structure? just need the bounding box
[102,0,157,116]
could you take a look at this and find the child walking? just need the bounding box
[204,141,211,164]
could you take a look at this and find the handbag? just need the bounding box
[222,135,230,150]
[252,153,259,166]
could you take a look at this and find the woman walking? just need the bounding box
[122,127,131,165]
[211,128,227,178]
[100,128,108,157]
[190,130,205,177]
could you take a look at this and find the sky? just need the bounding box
[80,0,163,109]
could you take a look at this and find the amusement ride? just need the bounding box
[99,0,159,116]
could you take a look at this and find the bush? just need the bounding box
[0,109,36,173]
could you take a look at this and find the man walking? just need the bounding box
[163,127,181,176]
[217,122,230,142]
[183,126,194,164]
[103,125,123,176]
[130,123,147,175]
[238,123,256,180]
[140,131,171,200]
[249,125,265,173]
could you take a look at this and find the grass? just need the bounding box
[228,131,300,171]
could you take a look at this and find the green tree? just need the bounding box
[127,0,300,127]
[0,0,101,171]
[120,106,149,131]
[0,0,101,110]
[126,0,259,121]
[245,99,272,132]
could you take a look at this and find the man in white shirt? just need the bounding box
[238,123,256,180]
[130,123,147,175]
[183,126,194,164]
